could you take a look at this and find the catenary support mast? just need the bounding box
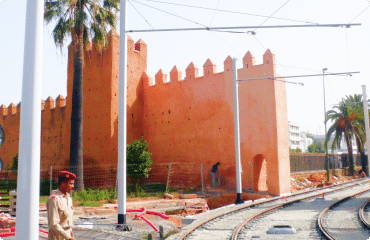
[15,0,44,238]
[118,0,128,225]
[232,58,244,204]
[362,85,370,176]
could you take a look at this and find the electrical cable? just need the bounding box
[349,5,370,23]
[253,0,291,32]
[325,76,340,103]
[131,0,362,105]
[345,29,350,72]
[251,35,300,86]
[135,0,317,24]
[236,58,304,86]
[209,0,220,27]
[208,31,240,55]
[131,0,207,27]
[129,1,155,29]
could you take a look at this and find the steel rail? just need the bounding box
[358,198,370,229]
[231,180,370,240]
[317,187,370,240]
[176,178,369,240]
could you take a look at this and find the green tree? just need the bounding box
[127,137,153,192]
[290,148,302,153]
[11,155,18,170]
[325,96,365,176]
[44,0,119,190]
[307,139,325,153]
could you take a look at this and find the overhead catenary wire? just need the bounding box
[238,72,360,81]
[349,5,370,23]
[127,23,361,32]
[135,0,318,24]
[209,0,220,26]
[127,0,364,108]
[129,0,154,29]
[235,58,304,86]
[131,0,207,27]
[325,75,339,103]
[253,0,291,32]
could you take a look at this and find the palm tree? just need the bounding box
[325,96,365,176]
[343,94,368,175]
[44,0,119,190]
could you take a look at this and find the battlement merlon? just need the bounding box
[243,51,255,69]
[55,95,66,108]
[262,49,276,75]
[67,31,147,59]
[8,103,16,115]
[203,59,217,76]
[170,66,182,82]
[185,62,199,80]
[0,104,7,116]
[155,69,168,85]
[45,96,55,110]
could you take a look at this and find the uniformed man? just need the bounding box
[47,171,76,240]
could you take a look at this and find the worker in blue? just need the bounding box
[211,162,220,188]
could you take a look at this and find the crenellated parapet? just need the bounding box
[43,95,66,111]
[0,94,67,118]
[143,49,275,89]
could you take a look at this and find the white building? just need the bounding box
[288,121,314,152]
[288,122,300,150]
[300,132,314,153]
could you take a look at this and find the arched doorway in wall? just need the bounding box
[252,154,267,192]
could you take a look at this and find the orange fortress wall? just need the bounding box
[0,31,290,195]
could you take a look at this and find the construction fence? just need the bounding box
[0,154,366,193]
[290,153,365,172]
[0,162,203,195]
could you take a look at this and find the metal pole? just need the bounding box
[118,0,128,225]
[232,58,244,204]
[15,0,43,238]
[201,163,204,195]
[362,85,370,176]
[50,166,52,195]
[323,68,330,182]
[166,162,172,193]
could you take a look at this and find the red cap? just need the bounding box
[59,171,76,180]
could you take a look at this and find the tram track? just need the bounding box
[318,187,370,239]
[171,178,370,240]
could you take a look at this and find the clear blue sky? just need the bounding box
[1,0,369,135]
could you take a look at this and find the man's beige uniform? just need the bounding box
[47,190,74,240]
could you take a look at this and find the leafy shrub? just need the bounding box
[72,188,115,202]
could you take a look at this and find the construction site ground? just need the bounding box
[0,172,361,238]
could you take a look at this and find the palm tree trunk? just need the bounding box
[69,23,84,191]
[345,132,355,176]
[356,137,367,176]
